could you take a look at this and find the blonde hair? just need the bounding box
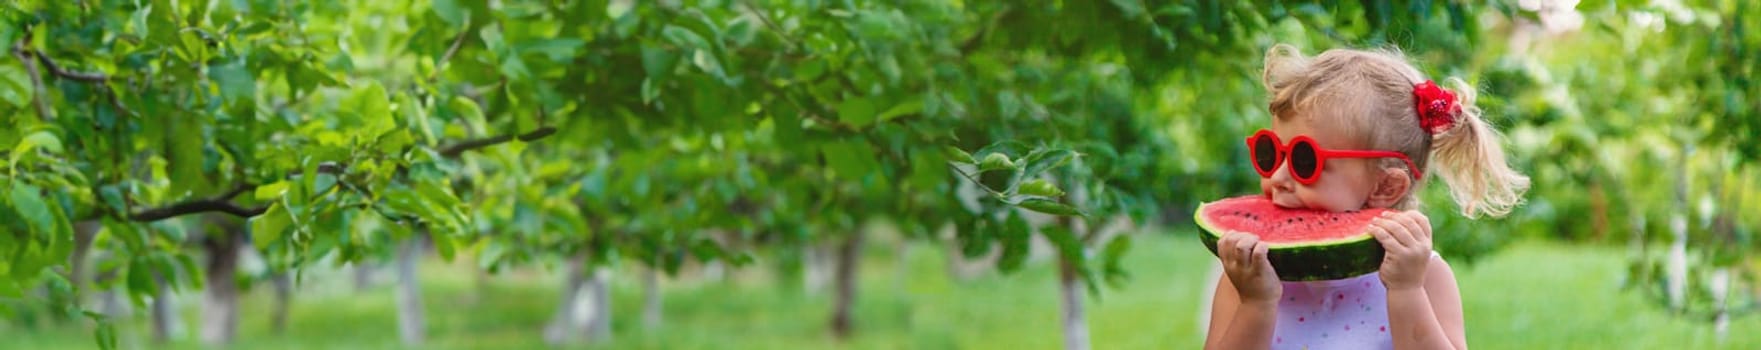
[1261,44,1530,218]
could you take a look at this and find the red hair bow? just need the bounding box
[1413,80,1460,134]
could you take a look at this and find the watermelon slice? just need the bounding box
[1195,195,1389,281]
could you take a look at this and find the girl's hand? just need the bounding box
[1369,211,1434,291]
[1218,231,1282,304]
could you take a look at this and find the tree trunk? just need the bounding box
[1589,179,1609,241]
[68,221,100,302]
[704,260,726,282]
[471,266,492,304]
[395,234,427,346]
[642,266,662,329]
[270,272,293,334]
[1058,257,1091,350]
[543,255,588,346]
[584,267,613,341]
[199,232,241,346]
[895,239,911,285]
[544,256,612,344]
[1627,208,1647,259]
[1711,267,1731,342]
[829,232,864,339]
[150,270,179,343]
[1057,217,1092,350]
[353,262,375,292]
[1665,143,1692,312]
[805,244,833,295]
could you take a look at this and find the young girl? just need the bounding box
[1203,45,1530,350]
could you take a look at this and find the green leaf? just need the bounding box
[837,97,878,127]
[997,211,1031,273]
[432,0,469,27]
[0,61,30,108]
[1017,199,1084,217]
[450,97,488,135]
[9,183,53,233]
[822,140,878,180]
[980,153,1016,172]
[943,146,977,164]
[662,25,711,50]
[210,58,255,103]
[1021,149,1077,178]
[975,141,1031,160]
[854,10,899,40]
[1041,224,1085,265]
[690,49,726,79]
[126,258,155,297]
[520,38,586,62]
[94,317,117,350]
[10,130,63,169]
[795,59,827,82]
[878,98,923,122]
[346,82,394,139]
[396,93,437,146]
[1102,235,1133,288]
[166,119,207,197]
[772,109,802,144]
[1018,179,1065,197]
[254,181,290,201]
[250,203,291,250]
[45,271,72,304]
[997,91,1022,118]
[958,218,994,258]
[175,254,203,289]
[431,233,456,261]
[640,45,677,79]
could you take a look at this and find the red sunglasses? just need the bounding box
[1244,129,1421,185]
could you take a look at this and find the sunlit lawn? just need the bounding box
[5,229,1757,349]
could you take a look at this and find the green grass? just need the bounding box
[4,230,1758,349]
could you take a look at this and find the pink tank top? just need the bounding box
[1270,252,1439,349]
[1272,272,1393,349]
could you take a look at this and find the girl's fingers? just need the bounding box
[1390,212,1428,244]
[1376,216,1417,248]
[1234,234,1259,265]
[1217,233,1237,262]
[1221,232,1244,261]
[1410,212,1434,241]
[1252,242,1273,270]
[1369,225,1402,250]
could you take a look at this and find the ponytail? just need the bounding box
[1429,77,1531,218]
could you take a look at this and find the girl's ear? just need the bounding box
[1366,167,1412,208]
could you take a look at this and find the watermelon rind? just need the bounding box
[1194,199,1386,281]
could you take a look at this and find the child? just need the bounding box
[1203,44,1530,350]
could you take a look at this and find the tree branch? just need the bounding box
[437,126,559,158]
[742,0,805,53]
[11,42,53,120]
[128,183,266,222]
[959,6,1012,56]
[31,50,110,82]
[429,17,472,83]
[129,200,267,222]
[125,127,556,223]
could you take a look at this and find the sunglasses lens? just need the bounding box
[1252,135,1278,174]
[1290,141,1319,180]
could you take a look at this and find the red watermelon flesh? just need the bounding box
[1195,195,1390,281]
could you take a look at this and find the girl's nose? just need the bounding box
[1260,159,1297,198]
